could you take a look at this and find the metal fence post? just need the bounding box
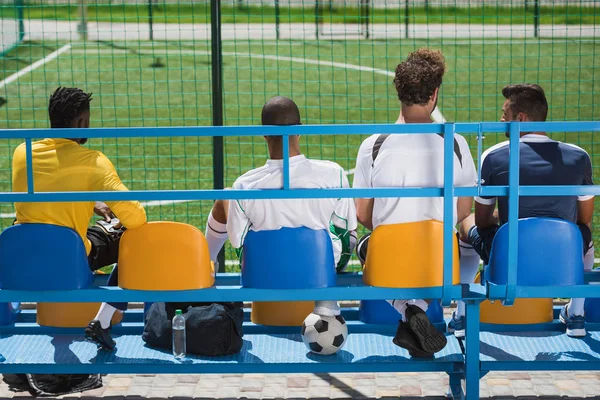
[148,0,154,41]
[404,0,409,39]
[275,0,280,41]
[533,0,540,38]
[211,0,225,273]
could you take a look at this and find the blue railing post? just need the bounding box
[282,134,290,190]
[25,138,34,194]
[441,123,455,306]
[505,122,521,306]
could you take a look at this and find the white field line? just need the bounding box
[0,48,442,218]
[0,44,71,90]
[70,48,446,122]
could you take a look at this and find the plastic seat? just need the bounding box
[475,273,553,325]
[482,218,583,325]
[118,222,214,290]
[0,224,92,290]
[362,220,460,288]
[0,223,114,327]
[242,227,336,326]
[486,218,583,286]
[359,299,444,325]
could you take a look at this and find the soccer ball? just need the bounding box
[301,313,348,355]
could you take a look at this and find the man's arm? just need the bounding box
[226,183,251,250]
[355,198,374,230]
[578,152,595,227]
[475,201,497,229]
[353,137,376,230]
[457,197,473,225]
[94,153,146,229]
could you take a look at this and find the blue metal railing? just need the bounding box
[1,121,600,306]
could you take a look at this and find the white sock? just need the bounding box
[569,245,595,317]
[456,240,481,318]
[314,301,341,317]
[205,213,228,262]
[94,303,117,329]
[387,299,428,320]
[388,299,408,320]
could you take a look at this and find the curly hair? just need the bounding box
[393,48,446,106]
[502,83,548,122]
[48,86,93,128]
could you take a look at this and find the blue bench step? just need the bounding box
[480,330,600,371]
[0,332,463,374]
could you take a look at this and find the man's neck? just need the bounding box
[520,131,547,138]
[398,105,433,124]
[268,148,302,160]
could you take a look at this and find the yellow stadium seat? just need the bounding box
[251,301,315,326]
[363,220,460,287]
[475,272,553,324]
[37,303,123,328]
[118,222,214,290]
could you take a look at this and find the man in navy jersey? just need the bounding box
[469,83,595,337]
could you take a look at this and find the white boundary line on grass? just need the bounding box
[0,44,71,90]
[0,47,444,218]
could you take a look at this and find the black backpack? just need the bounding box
[142,302,244,356]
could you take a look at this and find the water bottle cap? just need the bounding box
[175,309,182,316]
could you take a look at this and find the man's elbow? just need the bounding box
[120,205,147,229]
[356,210,372,231]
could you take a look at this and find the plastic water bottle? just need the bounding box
[172,309,186,359]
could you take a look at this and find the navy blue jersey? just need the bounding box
[475,134,593,225]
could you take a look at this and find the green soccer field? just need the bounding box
[1,37,599,268]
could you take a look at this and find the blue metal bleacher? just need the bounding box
[0,121,599,400]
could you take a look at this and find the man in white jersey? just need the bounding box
[204,96,358,316]
[353,48,477,357]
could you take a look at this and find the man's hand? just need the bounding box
[94,202,115,222]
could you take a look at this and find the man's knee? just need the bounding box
[211,199,230,224]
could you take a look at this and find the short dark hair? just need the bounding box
[261,96,301,126]
[393,48,446,106]
[502,84,548,122]
[48,87,93,128]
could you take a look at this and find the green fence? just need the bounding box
[0,0,599,269]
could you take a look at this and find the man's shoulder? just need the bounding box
[481,140,510,164]
[232,164,271,189]
[558,141,591,160]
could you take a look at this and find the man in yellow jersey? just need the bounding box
[12,87,146,351]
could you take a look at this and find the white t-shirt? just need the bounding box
[227,155,358,264]
[353,132,477,229]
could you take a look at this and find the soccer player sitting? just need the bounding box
[469,83,594,338]
[204,96,357,316]
[353,49,477,357]
[12,87,147,351]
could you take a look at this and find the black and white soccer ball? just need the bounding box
[301,313,348,355]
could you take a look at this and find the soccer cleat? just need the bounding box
[405,304,447,354]
[560,305,586,338]
[314,301,341,317]
[392,321,434,358]
[447,312,466,339]
[84,319,116,351]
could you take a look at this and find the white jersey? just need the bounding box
[353,132,477,229]
[227,155,357,264]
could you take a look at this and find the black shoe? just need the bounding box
[405,304,447,354]
[392,321,434,358]
[84,319,116,351]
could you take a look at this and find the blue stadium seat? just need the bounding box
[359,299,444,325]
[0,224,93,290]
[486,218,584,286]
[241,227,336,289]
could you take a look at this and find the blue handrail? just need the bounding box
[0,121,598,306]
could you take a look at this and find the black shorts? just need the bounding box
[87,226,121,271]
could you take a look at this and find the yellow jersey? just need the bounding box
[12,138,147,255]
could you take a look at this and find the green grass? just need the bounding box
[1,38,599,267]
[2,4,598,25]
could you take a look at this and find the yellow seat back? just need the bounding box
[475,272,553,324]
[37,302,123,328]
[118,222,214,290]
[363,220,459,287]
[251,301,315,326]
